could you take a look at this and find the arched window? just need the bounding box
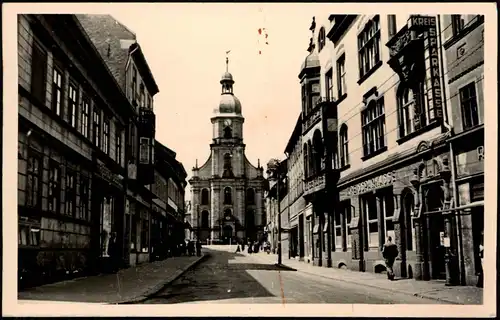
[303,143,309,178]
[318,27,326,52]
[340,124,349,167]
[224,187,232,204]
[223,153,233,178]
[224,126,232,138]
[201,188,209,205]
[397,85,416,137]
[246,188,255,205]
[201,210,209,228]
[307,141,313,177]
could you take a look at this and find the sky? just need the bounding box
[107,3,334,198]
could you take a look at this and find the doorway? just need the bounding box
[223,225,233,244]
[298,215,305,258]
[424,183,446,280]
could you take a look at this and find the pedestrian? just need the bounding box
[241,241,245,251]
[248,241,253,254]
[235,243,241,253]
[107,232,119,273]
[196,240,202,256]
[382,236,398,281]
[477,230,484,288]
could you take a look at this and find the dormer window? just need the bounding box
[318,27,326,52]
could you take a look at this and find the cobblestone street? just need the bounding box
[142,248,444,304]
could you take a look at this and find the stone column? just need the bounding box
[350,195,363,271]
[392,193,405,278]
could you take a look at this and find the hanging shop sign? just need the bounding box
[345,171,396,197]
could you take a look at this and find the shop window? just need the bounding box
[93,108,101,148]
[339,124,349,167]
[358,15,381,80]
[362,98,386,158]
[224,187,232,205]
[246,188,255,205]
[68,81,78,128]
[103,118,110,154]
[379,189,395,241]
[201,188,209,205]
[78,176,90,221]
[141,219,149,252]
[337,54,346,97]
[318,27,326,52]
[30,39,47,104]
[334,209,342,250]
[64,169,76,217]
[201,210,209,228]
[48,160,61,213]
[51,61,64,117]
[26,149,42,208]
[362,193,378,249]
[459,82,481,130]
[325,68,334,100]
[80,94,90,138]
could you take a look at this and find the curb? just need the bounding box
[115,253,210,304]
[247,253,468,305]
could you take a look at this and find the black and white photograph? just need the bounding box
[2,2,497,317]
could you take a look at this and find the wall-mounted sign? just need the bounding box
[477,146,484,161]
[345,171,396,197]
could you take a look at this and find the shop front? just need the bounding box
[127,191,152,266]
[337,143,455,282]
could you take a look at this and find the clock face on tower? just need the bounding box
[224,119,232,127]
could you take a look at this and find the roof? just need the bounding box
[284,113,303,155]
[129,42,160,96]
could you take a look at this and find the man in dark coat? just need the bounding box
[107,232,120,273]
[382,236,398,280]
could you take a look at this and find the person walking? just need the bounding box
[477,230,484,288]
[107,232,120,273]
[382,236,398,281]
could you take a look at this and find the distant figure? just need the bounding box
[382,236,399,281]
[235,243,241,253]
[188,241,195,256]
[107,232,119,273]
[248,241,253,254]
[478,231,484,288]
[196,240,202,257]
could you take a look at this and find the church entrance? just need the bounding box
[222,225,233,244]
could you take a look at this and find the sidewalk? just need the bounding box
[244,251,483,305]
[18,252,209,304]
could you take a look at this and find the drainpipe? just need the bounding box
[438,14,464,285]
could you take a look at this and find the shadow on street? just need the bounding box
[148,249,292,304]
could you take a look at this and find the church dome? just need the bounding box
[218,94,242,114]
[221,71,234,82]
[299,52,320,78]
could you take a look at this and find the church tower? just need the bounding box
[189,55,266,245]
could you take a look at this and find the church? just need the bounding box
[189,59,266,245]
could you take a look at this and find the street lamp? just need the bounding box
[266,158,283,266]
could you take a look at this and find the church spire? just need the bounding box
[221,50,234,95]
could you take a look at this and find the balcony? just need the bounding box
[303,172,326,196]
[302,96,336,135]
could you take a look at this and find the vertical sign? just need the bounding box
[427,16,443,119]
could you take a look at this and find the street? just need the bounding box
[142,249,445,304]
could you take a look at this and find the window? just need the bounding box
[80,95,90,138]
[246,188,255,205]
[337,54,346,97]
[334,209,342,250]
[65,169,76,217]
[140,83,145,108]
[78,176,90,221]
[147,95,152,110]
[201,210,209,228]
[48,161,61,213]
[339,124,349,167]
[103,118,110,154]
[452,15,479,36]
[318,27,326,52]
[325,69,333,100]
[26,149,42,208]
[19,225,40,246]
[30,40,47,103]
[398,86,416,137]
[379,189,395,240]
[460,82,480,130]
[93,108,101,148]
[52,64,64,116]
[358,15,381,79]
[387,15,397,38]
[362,98,386,157]
[139,137,150,164]
[301,85,307,114]
[346,203,352,248]
[224,187,232,205]
[129,124,137,163]
[131,67,137,102]
[116,128,122,165]
[68,82,78,128]
[362,193,378,249]
[223,126,232,138]
[201,189,209,205]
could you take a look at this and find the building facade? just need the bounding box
[77,14,160,267]
[441,14,484,286]
[17,14,134,286]
[189,63,266,245]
